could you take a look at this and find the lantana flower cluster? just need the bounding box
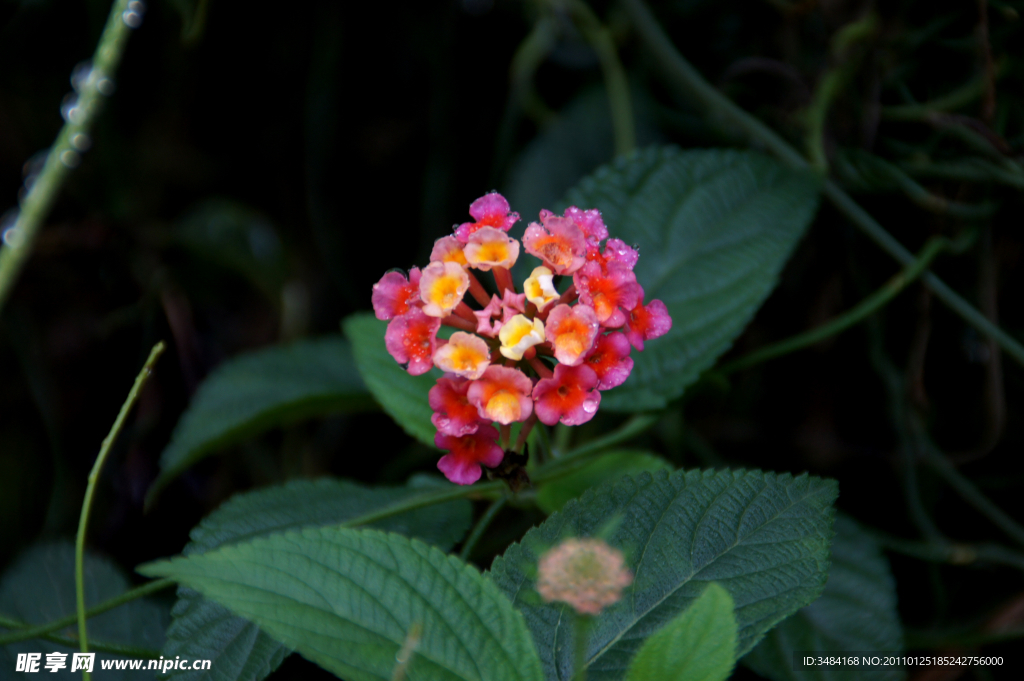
[372,192,671,486]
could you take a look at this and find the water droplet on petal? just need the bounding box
[582,399,598,414]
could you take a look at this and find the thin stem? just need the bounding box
[528,356,553,379]
[573,613,590,681]
[493,266,515,296]
[514,415,537,453]
[0,0,139,314]
[0,615,163,659]
[564,0,636,157]
[720,233,972,374]
[866,528,1024,572]
[881,70,999,121]
[906,626,1024,649]
[924,448,1024,549]
[0,578,175,646]
[458,496,508,561]
[466,271,492,307]
[620,0,1024,369]
[75,342,165,680]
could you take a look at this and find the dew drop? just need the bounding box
[122,10,143,27]
[70,61,94,92]
[60,149,81,168]
[582,399,598,414]
[128,0,146,11]
[96,76,116,96]
[2,225,23,248]
[23,151,47,178]
[61,94,81,123]
[71,133,92,151]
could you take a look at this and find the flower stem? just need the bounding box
[719,232,975,374]
[493,266,515,296]
[75,342,164,680]
[458,496,508,561]
[0,578,175,646]
[466,271,491,307]
[573,613,590,681]
[528,356,553,379]
[0,0,139,315]
[620,0,1024,369]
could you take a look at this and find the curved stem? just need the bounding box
[75,342,164,679]
[458,496,508,561]
[720,233,973,374]
[565,0,636,157]
[620,0,1024,368]
[0,0,139,314]
[0,578,175,646]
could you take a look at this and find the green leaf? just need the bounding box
[344,313,439,447]
[534,450,672,514]
[161,477,472,681]
[175,199,288,299]
[140,527,545,681]
[0,542,167,681]
[742,514,904,681]
[487,468,837,681]
[560,147,821,411]
[625,582,737,681]
[149,336,370,502]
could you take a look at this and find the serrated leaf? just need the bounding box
[0,542,167,681]
[162,477,473,681]
[487,468,837,681]
[140,527,544,681]
[149,336,371,502]
[625,582,737,681]
[535,450,672,514]
[561,147,821,411]
[344,313,439,447]
[742,514,904,681]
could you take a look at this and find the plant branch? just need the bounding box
[75,342,164,679]
[923,448,1024,550]
[458,496,508,561]
[0,612,161,659]
[0,579,175,646]
[619,0,1024,369]
[563,0,636,156]
[720,233,973,374]
[866,529,1024,572]
[0,0,140,315]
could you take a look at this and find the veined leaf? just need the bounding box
[161,477,472,681]
[625,582,737,681]
[0,542,166,681]
[344,313,439,448]
[743,514,904,681]
[140,527,544,681]
[535,450,673,514]
[561,147,821,411]
[149,336,371,502]
[488,468,837,681]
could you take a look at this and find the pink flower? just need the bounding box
[455,192,520,243]
[435,424,505,485]
[384,308,441,376]
[583,332,634,390]
[432,331,491,379]
[430,236,468,268]
[429,376,483,436]
[545,304,599,367]
[532,364,601,426]
[468,365,534,425]
[371,268,422,320]
[473,294,504,337]
[573,261,642,328]
[536,538,633,615]
[598,238,639,270]
[562,206,608,246]
[500,289,527,322]
[464,226,519,271]
[523,214,587,275]
[419,261,470,318]
[624,296,673,351]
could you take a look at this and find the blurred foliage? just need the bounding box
[1,0,1024,678]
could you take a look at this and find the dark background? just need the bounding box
[1,0,1023,678]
